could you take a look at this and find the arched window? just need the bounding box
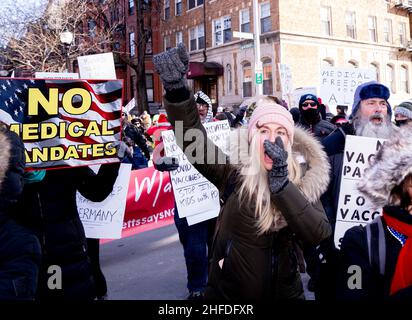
[242,62,252,97]
[400,65,409,93]
[370,63,380,82]
[348,60,358,68]
[262,58,273,95]
[226,64,232,94]
[322,58,334,67]
[386,64,395,93]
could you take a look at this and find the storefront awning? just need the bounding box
[187,61,223,79]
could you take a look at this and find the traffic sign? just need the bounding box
[256,72,263,84]
[232,31,254,40]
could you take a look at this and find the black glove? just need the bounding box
[153,43,189,91]
[154,156,179,172]
[264,137,289,193]
[340,121,355,135]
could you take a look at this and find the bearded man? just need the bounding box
[315,81,398,301]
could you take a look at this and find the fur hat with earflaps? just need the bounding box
[357,125,412,208]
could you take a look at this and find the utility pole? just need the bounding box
[252,0,263,95]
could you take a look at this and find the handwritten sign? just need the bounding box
[334,135,385,249]
[77,163,132,239]
[162,120,230,225]
[77,52,116,80]
[278,63,293,105]
[320,67,376,112]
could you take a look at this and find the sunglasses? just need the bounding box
[302,102,317,107]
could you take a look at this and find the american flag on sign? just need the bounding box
[0,78,123,169]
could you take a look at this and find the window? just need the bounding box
[176,31,183,45]
[240,9,250,33]
[320,6,332,36]
[399,22,406,46]
[88,19,97,37]
[345,11,356,39]
[188,0,203,10]
[386,64,395,93]
[383,19,392,43]
[226,64,232,94]
[262,59,273,95]
[164,0,170,20]
[176,0,182,16]
[400,65,409,93]
[129,32,135,56]
[322,59,334,67]
[242,62,252,97]
[371,63,380,82]
[348,60,358,68]
[260,3,271,33]
[189,25,204,51]
[146,33,152,55]
[164,35,171,50]
[128,0,134,15]
[146,74,154,102]
[368,16,377,42]
[213,16,232,46]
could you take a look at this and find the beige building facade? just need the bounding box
[161,0,412,112]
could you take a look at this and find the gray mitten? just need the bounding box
[153,43,189,90]
[264,137,289,193]
[109,141,132,160]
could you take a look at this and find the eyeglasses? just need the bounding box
[302,102,317,107]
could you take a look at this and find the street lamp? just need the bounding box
[59,30,74,72]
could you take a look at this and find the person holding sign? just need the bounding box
[153,44,331,300]
[318,81,399,300]
[337,126,412,300]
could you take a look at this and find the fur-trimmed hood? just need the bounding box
[0,130,10,191]
[357,125,412,208]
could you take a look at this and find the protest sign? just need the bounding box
[278,64,293,105]
[162,120,230,225]
[77,163,132,239]
[320,67,376,113]
[0,78,123,170]
[77,52,117,80]
[292,87,317,108]
[121,166,175,238]
[334,135,386,249]
[35,72,79,79]
[124,97,135,114]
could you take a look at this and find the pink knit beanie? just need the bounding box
[248,102,294,143]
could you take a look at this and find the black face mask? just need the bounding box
[395,119,409,127]
[301,108,320,125]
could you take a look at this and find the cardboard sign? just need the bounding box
[77,163,132,239]
[77,52,116,80]
[334,135,386,249]
[0,78,123,169]
[320,67,376,112]
[162,120,231,225]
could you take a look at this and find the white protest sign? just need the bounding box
[124,98,135,114]
[334,136,386,249]
[278,64,293,105]
[162,120,231,225]
[77,163,132,239]
[77,52,116,79]
[35,72,79,79]
[320,67,376,113]
[292,87,317,108]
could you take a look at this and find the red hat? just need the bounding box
[157,114,170,126]
[317,97,323,105]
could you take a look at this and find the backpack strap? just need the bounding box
[365,216,386,276]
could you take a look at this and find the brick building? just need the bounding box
[160,0,412,113]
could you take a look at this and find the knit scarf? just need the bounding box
[383,211,412,295]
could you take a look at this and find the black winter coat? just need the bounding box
[0,129,41,300]
[13,163,120,300]
[337,206,412,300]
